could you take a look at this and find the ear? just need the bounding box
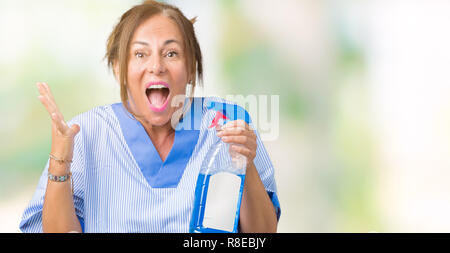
[113,61,120,81]
[187,73,194,85]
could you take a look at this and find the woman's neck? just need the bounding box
[141,121,175,162]
[142,121,175,145]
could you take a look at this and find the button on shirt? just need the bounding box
[20,96,281,232]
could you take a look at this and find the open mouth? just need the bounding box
[146,83,170,112]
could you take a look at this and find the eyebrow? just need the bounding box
[131,39,181,47]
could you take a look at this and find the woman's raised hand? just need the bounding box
[36,82,80,169]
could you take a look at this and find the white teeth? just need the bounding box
[147,84,167,89]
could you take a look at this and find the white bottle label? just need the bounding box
[203,172,241,232]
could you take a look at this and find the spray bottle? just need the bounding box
[189,101,251,233]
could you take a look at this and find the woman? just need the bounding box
[20,0,280,233]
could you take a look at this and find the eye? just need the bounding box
[166,51,178,58]
[135,51,145,58]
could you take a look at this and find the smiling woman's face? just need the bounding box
[126,14,189,127]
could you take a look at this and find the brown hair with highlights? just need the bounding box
[105,0,203,115]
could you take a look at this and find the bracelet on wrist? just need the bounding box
[48,171,74,195]
[48,172,71,182]
[49,154,72,164]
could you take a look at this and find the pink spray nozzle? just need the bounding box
[208,111,229,128]
[206,100,251,128]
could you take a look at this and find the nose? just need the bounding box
[146,54,166,75]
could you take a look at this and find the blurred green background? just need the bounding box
[1,0,450,232]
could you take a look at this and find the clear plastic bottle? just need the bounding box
[189,101,250,233]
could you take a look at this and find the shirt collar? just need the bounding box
[111,97,203,188]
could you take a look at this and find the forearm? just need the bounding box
[239,162,278,233]
[42,160,81,233]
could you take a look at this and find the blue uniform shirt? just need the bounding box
[20,96,281,232]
